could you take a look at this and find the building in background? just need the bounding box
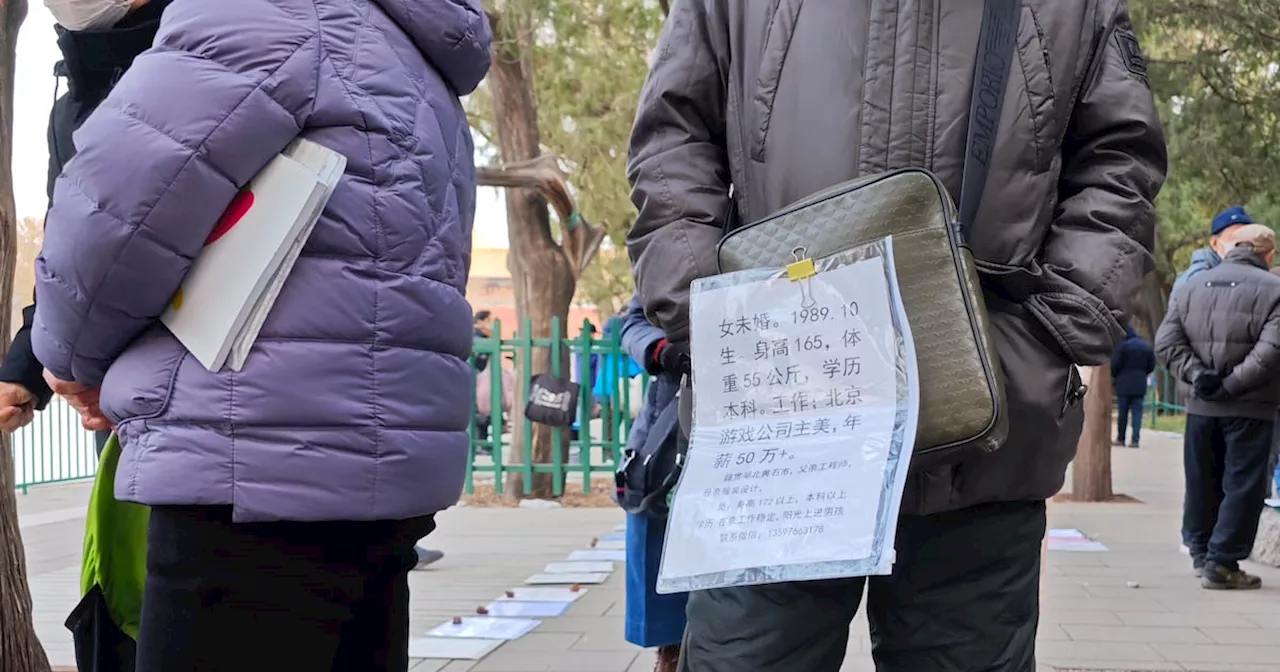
[468,248,603,334]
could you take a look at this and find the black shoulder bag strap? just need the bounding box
[957,0,1022,240]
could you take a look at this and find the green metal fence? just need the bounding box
[5,347,1211,494]
[12,318,648,497]
[464,317,648,497]
[11,397,99,493]
[1144,366,1186,425]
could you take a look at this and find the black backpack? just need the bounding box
[615,384,688,518]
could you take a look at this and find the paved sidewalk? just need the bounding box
[16,430,1280,671]
[1037,430,1280,672]
[17,487,633,671]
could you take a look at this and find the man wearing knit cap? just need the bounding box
[1157,223,1280,590]
[1171,206,1255,299]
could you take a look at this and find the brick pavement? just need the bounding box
[16,430,1280,671]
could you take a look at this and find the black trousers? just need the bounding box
[68,431,136,672]
[136,505,433,672]
[1182,414,1273,565]
[679,501,1045,672]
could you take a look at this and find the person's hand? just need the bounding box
[657,341,691,376]
[43,370,112,432]
[0,382,35,432]
[1193,371,1227,401]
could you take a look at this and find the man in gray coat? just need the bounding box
[1156,224,1280,591]
[626,0,1166,669]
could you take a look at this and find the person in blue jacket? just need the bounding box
[1170,206,1253,301]
[596,315,645,447]
[1112,324,1156,447]
[618,296,688,672]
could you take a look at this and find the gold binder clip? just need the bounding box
[787,247,818,308]
[786,246,816,281]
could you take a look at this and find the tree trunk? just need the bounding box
[1133,271,1166,344]
[487,11,576,498]
[1134,269,1173,410]
[0,1,50,670]
[1072,366,1115,502]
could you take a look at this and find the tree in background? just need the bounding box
[474,0,665,496]
[1070,1,1279,500]
[525,0,666,315]
[473,1,665,317]
[1131,0,1280,334]
[0,0,52,669]
[1073,367,1115,502]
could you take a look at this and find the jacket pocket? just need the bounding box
[99,326,187,426]
[988,302,1082,426]
[976,258,1123,367]
[749,0,804,162]
[1013,5,1057,172]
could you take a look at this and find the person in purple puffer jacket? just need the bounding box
[31,0,491,669]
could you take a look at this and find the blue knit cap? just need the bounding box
[1211,206,1253,235]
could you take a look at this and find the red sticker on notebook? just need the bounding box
[206,189,254,245]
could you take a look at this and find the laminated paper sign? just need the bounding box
[658,238,919,593]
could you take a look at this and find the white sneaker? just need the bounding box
[1265,498,1280,508]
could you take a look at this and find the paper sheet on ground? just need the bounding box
[408,637,504,660]
[545,561,614,574]
[427,617,540,640]
[525,572,609,585]
[497,587,587,603]
[569,549,626,562]
[1047,528,1108,552]
[483,600,573,618]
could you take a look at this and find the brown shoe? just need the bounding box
[655,645,680,672]
[1201,561,1262,590]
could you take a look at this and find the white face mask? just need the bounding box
[45,0,134,32]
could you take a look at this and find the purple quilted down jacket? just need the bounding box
[32,0,491,523]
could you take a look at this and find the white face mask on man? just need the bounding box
[44,0,135,32]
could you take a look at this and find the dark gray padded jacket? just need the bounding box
[1156,247,1280,420]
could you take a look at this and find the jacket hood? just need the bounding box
[373,0,492,95]
[55,0,170,98]
[1189,247,1222,268]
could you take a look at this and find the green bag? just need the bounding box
[80,434,150,639]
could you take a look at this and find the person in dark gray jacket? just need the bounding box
[627,0,1165,669]
[1156,224,1280,590]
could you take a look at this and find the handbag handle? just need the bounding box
[957,0,1023,239]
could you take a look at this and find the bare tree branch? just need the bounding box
[476,155,606,275]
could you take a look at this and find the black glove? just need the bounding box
[657,340,691,376]
[1193,371,1226,400]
